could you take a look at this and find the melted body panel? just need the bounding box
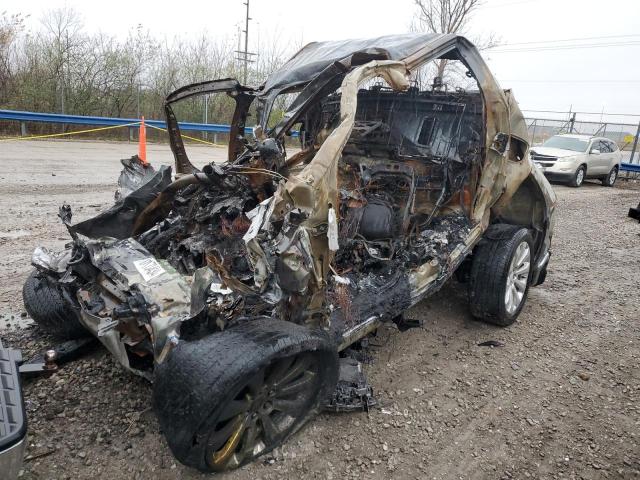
[30,34,555,376]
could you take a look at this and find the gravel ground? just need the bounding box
[1,141,639,479]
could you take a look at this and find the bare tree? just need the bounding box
[40,7,84,113]
[413,0,497,81]
[0,6,297,129]
[0,11,26,104]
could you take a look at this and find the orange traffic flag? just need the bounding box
[139,116,147,165]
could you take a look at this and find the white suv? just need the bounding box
[531,134,622,187]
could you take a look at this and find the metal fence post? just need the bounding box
[630,121,640,164]
[20,122,27,136]
[531,119,537,144]
[569,112,576,133]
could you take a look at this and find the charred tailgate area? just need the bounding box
[16,34,557,473]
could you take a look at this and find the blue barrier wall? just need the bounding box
[0,109,251,134]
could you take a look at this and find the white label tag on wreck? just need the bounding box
[133,257,165,282]
[243,198,274,243]
[327,207,339,251]
[97,317,119,337]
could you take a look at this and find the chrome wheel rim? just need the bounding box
[609,169,616,185]
[505,241,530,315]
[576,168,584,185]
[205,352,320,471]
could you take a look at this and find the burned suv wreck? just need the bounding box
[24,34,556,472]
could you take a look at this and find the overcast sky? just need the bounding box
[16,0,640,125]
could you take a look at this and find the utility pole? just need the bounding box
[136,24,143,120]
[59,31,67,115]
[203,94,209,141]
[235,0,256,84]
[243,0,250,83]
[61,30,69,133]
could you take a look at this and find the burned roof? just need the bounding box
[261,33,444,95]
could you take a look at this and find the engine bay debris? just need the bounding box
[324,357,376,412]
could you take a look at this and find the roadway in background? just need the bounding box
[1,140,226,186]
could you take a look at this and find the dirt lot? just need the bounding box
[1,140,639,480]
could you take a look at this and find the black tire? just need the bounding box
[601,166,618,187]
[22,270,87,339]
[153,318,339,473]
[468,226,533,326]
[568,165,586,187]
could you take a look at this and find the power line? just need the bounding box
[492,33,640,47]
[492,41,640,52]
[490,41,640,53]
[481,0,540,9]
[504,79,640,84]
[521,109,640,117]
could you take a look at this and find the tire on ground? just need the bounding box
[22,270,87,339]
[568,165,586,188]
[153,318,339,472]
[601,166,618,187]
[468,225,534,326]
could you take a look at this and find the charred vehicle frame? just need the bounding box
[23,34,556,472]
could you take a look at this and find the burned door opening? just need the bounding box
[316,84,484,333]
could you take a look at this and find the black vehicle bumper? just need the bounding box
[0,340,27,480]
[541,171,574,183]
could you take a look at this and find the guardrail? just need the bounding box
[621,162,640,173]
[0,109,251,135]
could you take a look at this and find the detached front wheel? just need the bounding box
[153,318,338,473]
[468,226,533,326]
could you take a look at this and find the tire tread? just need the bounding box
[468,226,532,326]
[22,270,87,339]
[153,318,338,472]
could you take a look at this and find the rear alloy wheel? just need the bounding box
[569,165,585,188]
[153,318,338,472]
[469,226,534,326]
[505,242,531,316]
[602,166,618,187]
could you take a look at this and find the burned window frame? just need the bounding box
[416,116,438,145]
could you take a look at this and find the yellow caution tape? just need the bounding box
[0,120,225,148]
[0,121,141,142]
[145,123,222,147]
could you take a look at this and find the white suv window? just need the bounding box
[590,140,603,153]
